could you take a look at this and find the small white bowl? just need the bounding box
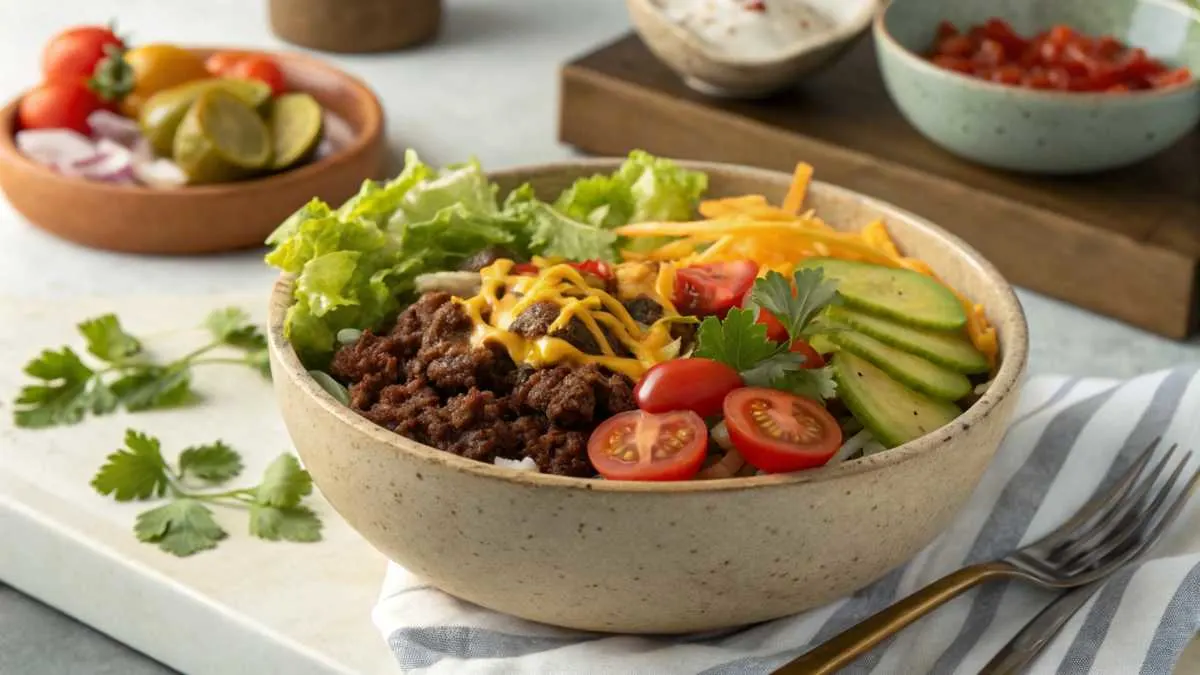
[627,0,879,98]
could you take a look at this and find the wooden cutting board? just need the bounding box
[558,34,1200,340]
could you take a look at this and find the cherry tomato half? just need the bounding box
[42,25,124,84]
[587,409,708,481]
[511,260,613,282]
[634,358,743,418]
[228,55,286,96]
[673,260,758,318]
[788,339,825,369]
[18,80,106,134]
[723,388,842,473]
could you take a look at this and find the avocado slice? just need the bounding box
[830,330,972,401]
[826,305,989,374]
[798,258,966,330]
[832,351,961,449]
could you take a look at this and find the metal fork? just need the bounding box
[772,438,1200,675]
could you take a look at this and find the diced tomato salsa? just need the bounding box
[926,18,1192,92]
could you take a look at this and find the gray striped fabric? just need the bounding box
[373,367,1200,674]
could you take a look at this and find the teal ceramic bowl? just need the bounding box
[875,0,1200,174]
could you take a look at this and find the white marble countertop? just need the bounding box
[1,0,1198,673]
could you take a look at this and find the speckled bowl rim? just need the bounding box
[267,158,1029,495]
[874,0,1200,103]
[630,0,880,66]
[0,46,384,198]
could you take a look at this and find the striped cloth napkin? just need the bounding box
[372,366,1200,674]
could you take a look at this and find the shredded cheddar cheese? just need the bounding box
[612,162,1001,369]
[454,259,688,380]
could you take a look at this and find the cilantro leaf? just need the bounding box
[178,442,243,483]
[772,365,838,402]
[204,308,267,351]
[78,314,143,363]
[255,454,313,508]
[749,268,841,342]
[111,367,196,411]
[13,347,96,428]
[134,499,227,557]
[90,429,172,502]
[249,504,323,542]
[692,309,780,371]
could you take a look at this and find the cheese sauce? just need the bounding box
[455,259,688,379]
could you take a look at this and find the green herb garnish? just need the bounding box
[91,429,322,557]
[13,308,269,428]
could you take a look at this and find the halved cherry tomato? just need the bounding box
[587,409,708,481]
[205,51,250,76]
[788,339,825,369]
[634,358,743,418]
[723,388,842,473]
[42,25,124,83]
[673,260,758,318]
[228,55,286,95]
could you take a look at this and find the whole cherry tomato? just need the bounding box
[228,56,286,96]
[42,24,124,83]
[18,80,106,134]
[634,358,743,418]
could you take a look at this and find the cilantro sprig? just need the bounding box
[91,429,322,557]
[694,268,841,401]
[14,308,270,429]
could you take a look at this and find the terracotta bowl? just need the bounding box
[267,160,1029,634]
[0,48,385,255]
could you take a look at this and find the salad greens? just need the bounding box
[265,149,707,365]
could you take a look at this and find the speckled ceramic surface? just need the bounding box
[626,0,877,98]
[266,160,1030,634]
[876,0,1200,174]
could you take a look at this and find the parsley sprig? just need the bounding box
[14,308,270,429]
[91,430,322,557]
[694,268,841,401]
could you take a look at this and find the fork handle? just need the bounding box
[772,561,1015,675]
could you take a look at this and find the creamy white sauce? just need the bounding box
[658,0,837,60]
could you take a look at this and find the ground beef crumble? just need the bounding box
[329,292,637,477]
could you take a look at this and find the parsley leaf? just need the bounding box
[249,504,323,542]
[78,314,143,363]
[773,365,839,402]
[692,309,779,371]
[740,352,808,388]
[14,348,97,428]
[90,430,172,502]
[204,307,268,351]
[111,367,196,411]
[749,268,841,342]
[179,442,243,483]
[135,499,227,556]
[255,454,313,508]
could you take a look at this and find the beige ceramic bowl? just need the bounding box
[267,160,1029,634]
[626,0,878,97]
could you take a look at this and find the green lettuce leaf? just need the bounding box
[552,150,707,230]
[504,185,618,261]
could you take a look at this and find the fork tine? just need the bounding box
[1052,444,1180,562]
[1030,437,1161,551]
[1059,450,1192,575]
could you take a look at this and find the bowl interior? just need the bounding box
[883,0,1200,69]
[272,159,1028,493]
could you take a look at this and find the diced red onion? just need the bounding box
[87,110,142,148]
[16,129,98,169]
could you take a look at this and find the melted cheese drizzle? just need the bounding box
[456,258,685,379]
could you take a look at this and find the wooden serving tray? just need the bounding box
[558,34,1200,340]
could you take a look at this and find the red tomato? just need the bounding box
[205,51,250,76]
[982,18,1027,55]
[990,65,1023,85]
[936,21,959,41]
[42,25,124,83]
[937,35,975,59]
[932,55,974,74]
[18,81,105,134]
[1151,67,1193,89]
[974,39,1005,67]
[511,262,538,275]
[634,358,743,418]
[738,293,787,342]
[510,260,613,282]
[228,56,286,95]
[723,388,842,473]
[673,260,758,318]
[788,339,825,369]
[587,409,708,481]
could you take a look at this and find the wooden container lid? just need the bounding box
[269,0,441,54]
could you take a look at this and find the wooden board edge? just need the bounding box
[559,63,1199,339]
